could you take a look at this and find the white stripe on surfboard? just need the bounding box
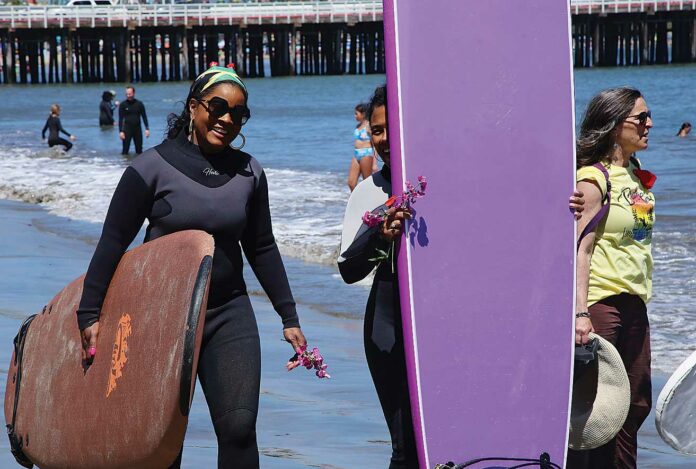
[392,1,430,467]
[565,0,577,463]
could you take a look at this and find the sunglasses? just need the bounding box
[198,97,250,126]
[626,110,651,125]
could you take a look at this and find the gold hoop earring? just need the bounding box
[231,132,246,150]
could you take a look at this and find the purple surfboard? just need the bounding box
[383,1,576,467]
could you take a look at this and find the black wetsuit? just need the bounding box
[338,167,418,469]
[99,100,116,126]
[77,131,299,468]
[118,98,149,154]
[41,115,72,151]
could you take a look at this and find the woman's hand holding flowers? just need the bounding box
[380,207,411,242]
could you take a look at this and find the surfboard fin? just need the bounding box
[7,429,33,468]
[6,314,38,469]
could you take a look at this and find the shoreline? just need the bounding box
[0,198,692,467]
[0,199,390,468]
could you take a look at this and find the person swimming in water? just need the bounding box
[676,121,691,137]
[41,104,76,151]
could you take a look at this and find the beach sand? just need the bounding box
[0,198,693,468]
[0,199,390,468]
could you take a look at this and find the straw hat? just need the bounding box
[568,332,630,450]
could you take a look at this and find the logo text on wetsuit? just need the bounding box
[203,168,220,176]
[106,314,132,398]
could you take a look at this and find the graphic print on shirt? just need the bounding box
[620,187,655,242]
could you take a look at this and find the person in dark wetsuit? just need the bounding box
[41,104,76,151]
[77,65,307,469]
[118,86,149,155]
[99,90,118,127]
[338,86,418,469]
[338,85,588,469]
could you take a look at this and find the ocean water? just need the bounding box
[0,76,384,264]
[0,67,695,377]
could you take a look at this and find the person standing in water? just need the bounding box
[676,122,691,137]
[118,86,149,155]
[347,103,376,192]
[99,90,119,127]
[41,104,76,151]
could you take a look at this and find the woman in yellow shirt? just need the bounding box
[570,88,655,469]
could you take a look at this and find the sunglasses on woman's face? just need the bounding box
[198,97,250,125]
[626,110,651,125]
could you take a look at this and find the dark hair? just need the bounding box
[367,84,386,123]
[126,86,135,93]
[355,103,367,114]
[102,91,113,101]
[677,121,692,136]
[576,87,642,169]
[165,80,248,140]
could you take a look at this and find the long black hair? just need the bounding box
[576,87,642,169]
[165,80,248,140]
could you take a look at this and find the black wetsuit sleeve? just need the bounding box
[241,171,300,329]
[140,102,149,130]
[338,225,390,284]
[57,118,70,137]
[76,167,153,330]
[118,105,125,132]
[41,118,49,139]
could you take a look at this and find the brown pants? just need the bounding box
[567,293,652,469]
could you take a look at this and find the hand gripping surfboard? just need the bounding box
[5,230,214,469]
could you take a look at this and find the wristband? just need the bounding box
[575,311,591,319]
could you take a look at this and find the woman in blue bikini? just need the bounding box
[347,103,377,191]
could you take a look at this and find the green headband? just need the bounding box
[194,63,247,96]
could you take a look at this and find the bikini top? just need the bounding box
[353,126,370,142]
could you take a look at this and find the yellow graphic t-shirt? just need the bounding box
[577,160,655,305]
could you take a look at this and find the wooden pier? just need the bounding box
[571,1,696,66]
[3,0,696,84]
[0,1,384,84]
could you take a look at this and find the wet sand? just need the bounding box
[0,198,693,467]
[0,199,390,468]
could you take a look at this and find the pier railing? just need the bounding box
[2,1,696,30]
[571,0,696,14]
[0,1,382,29]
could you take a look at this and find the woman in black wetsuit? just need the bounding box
[99,91,118,127]
[338,85,587,469]
[338,86,418,468]
[77,64,307,469]
[41,104,76,151]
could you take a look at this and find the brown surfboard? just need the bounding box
[5,230,214,469]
